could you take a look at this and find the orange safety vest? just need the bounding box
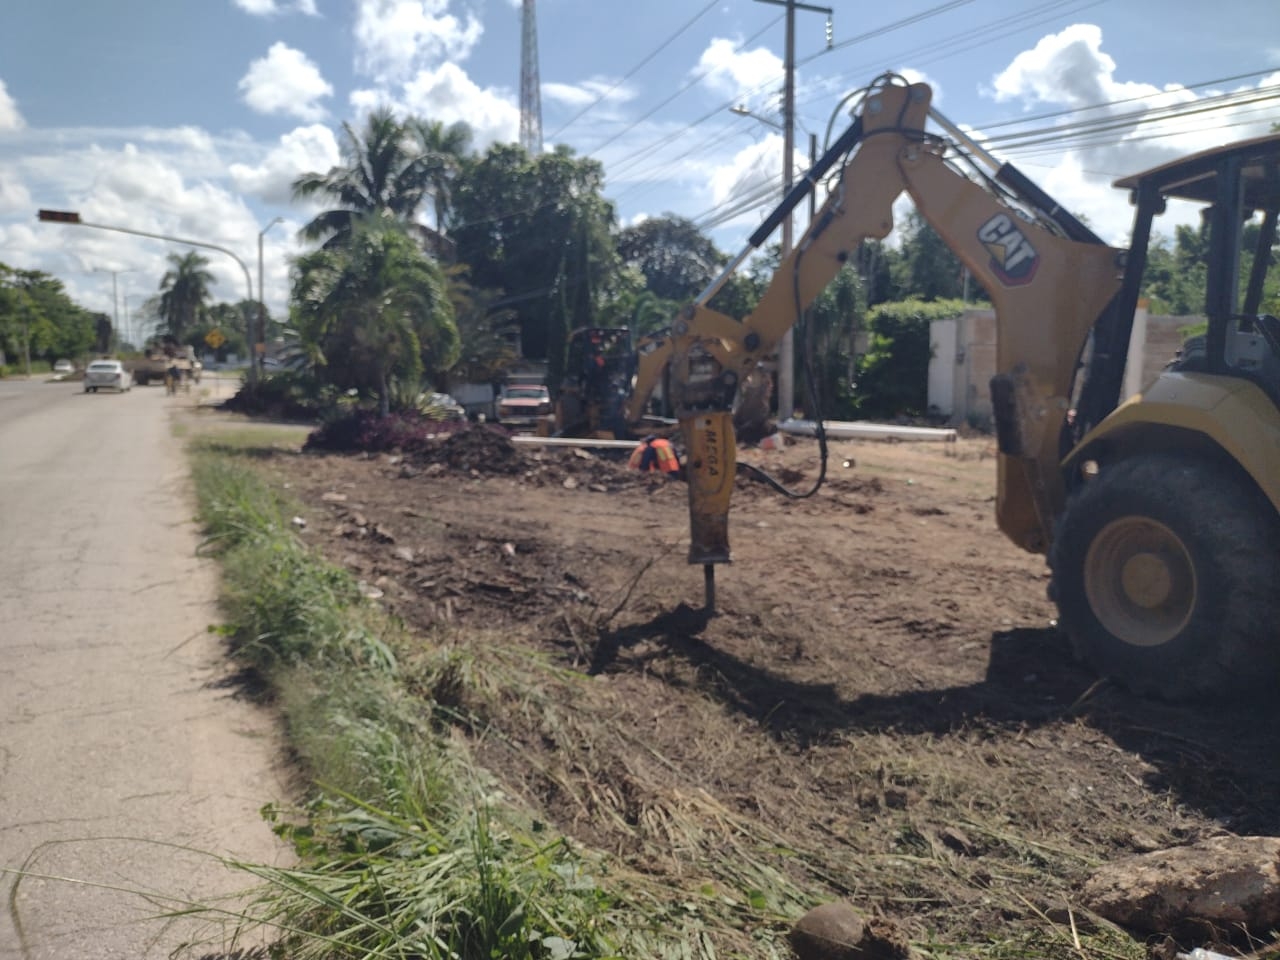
[629,437,679,473]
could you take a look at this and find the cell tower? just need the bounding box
[519,0,543,154]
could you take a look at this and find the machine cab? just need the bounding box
[1117,134,1280,405]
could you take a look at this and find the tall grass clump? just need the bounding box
[192,447,394,673]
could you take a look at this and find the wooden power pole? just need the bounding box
[754,0,831,420]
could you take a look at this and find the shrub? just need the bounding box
[853,298,966,419]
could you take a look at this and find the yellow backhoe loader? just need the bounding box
[627,73,1280,700]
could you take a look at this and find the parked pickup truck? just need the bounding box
[496,383,552,428]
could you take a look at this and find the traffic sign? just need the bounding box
[204,329,226,349]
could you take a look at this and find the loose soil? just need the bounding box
[257,424,1280,956]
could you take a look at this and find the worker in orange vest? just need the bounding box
[629,435,680,474]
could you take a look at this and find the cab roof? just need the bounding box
[1113,132,1280,208]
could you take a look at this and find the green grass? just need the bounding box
[188,434,758,959]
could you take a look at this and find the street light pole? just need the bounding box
[38,209,256,382]
[258,217,284,381]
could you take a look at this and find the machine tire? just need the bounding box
[1049,454,1280,700]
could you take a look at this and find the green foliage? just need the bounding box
[616,214,723,304]
[451,144,620,388]
[853,299,966,418]
[1142,227,1208,315]
[890,212,969,302]
[292,220,459,415]
[192,449,394,673]
[793,265,866,419]
[0,264,100,367]
[158,251,216,341]
[293,108,473,255]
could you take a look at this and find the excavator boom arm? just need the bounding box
[630,74,1124,583]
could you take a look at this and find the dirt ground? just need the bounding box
[253,422,1280,956]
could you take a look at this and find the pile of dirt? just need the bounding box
[417,425,528,474]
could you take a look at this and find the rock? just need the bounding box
[572,447,593,460]
[290,516,307,528]
[1080,836,1280,936]
[393,546,415,563]
[589,484,608,493]
[789,903,914,960]
[351,511,369,527]
[321,491,348,502]
[373,524,396,543]
[501,542,516,558]
[563,477,578,490]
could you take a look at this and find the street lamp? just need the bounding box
[37,209,255,379]
[257,217,284,380]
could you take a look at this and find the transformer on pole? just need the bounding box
[519,0,543,154]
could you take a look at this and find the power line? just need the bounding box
[546,0,720,141]
[969,66,1280,134]
[610,0,1106,204]
[584,14,785,160]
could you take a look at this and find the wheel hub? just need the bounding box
[1084,516,1196,648]
[1120,551,1174,609]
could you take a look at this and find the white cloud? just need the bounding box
[978,24,1280,245]
[990,24,1154,109]
[231,0,318,16]
[543,78,637,114]
[239,43,334,122]
[0,78,25,131]
[353,0,484,85]
[0,134,301,319]
[695,38,784,103]
[391,62,519,147]
[0,169,31,216]
[229,124,340,206]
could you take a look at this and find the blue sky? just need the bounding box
[0,0,1276,339]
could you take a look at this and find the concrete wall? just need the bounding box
[927,306,1200,428]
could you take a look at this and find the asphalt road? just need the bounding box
[0,376,284,958]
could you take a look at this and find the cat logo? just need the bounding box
[977,213,1039,286]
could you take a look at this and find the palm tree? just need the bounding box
[404,119,473,257]
[292,108,426,251]
[292,221,458,415]
[157,251,215,342]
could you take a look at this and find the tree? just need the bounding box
[796,265,867,419]
[292,221,458,415]
[0,265,97,369]
[158,251,215,342]
[891,212,967,302]
[405,118,474,255]
[450,144,620,388]
[616,215,724,304]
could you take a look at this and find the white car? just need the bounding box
[83,359,131,393]
[53,359,73,374]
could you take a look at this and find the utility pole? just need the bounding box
[92,267,135,354]
[754,0,831,421]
